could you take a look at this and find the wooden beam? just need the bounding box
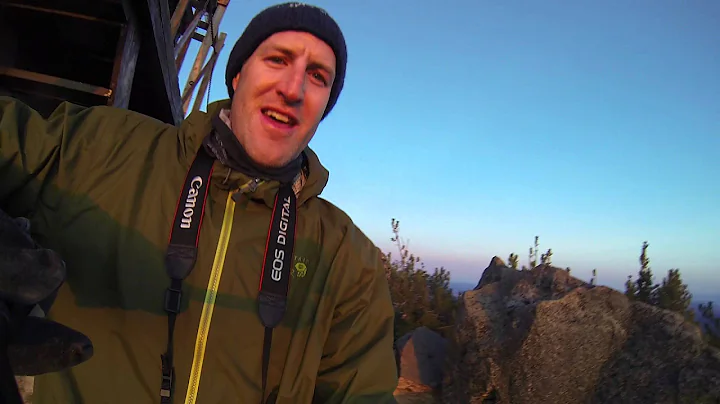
[146,0,184,125]
[180,3,226,112]
[181,32,225,109]
[0,9,18,69]
[0,1,124,26]
[190,32,226,114]
[174,6,205,60]
[174,33,192,71]
[0,67,111,97]
[108,0,141,108]
[170,0,191,39]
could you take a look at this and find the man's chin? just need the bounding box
[249,152,296,169]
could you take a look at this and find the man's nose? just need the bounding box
[277,66,305,105]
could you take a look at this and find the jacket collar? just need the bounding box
[179,99,330,209]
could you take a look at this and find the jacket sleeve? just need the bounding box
[0,96,128,216]
[313,225,399,404]
[1,97,86,214]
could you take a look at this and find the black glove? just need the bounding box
[0,206,93,402]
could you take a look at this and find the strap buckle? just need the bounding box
[160,372,173,398]
[164,286,182,314]
[160,354,174,399]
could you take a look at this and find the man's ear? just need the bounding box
[232,72,242,92]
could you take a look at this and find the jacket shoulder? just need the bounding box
[310,196,384,268]
[2,97,181,153]
[75,103,178,141]
[1,97,174,131]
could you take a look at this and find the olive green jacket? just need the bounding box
[0,96,398,404]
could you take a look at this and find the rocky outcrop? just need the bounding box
[393,326,448,403]
[393,377,439,404]
[442,257,720,404]
[396,326,449,389]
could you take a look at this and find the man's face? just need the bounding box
[230,30,336,168]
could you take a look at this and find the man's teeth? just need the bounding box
[264,110,291,124]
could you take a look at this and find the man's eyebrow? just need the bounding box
[269,45,336,78]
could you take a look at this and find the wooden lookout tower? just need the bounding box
[0,0,231,125]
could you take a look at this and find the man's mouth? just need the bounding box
[262,108,298,126]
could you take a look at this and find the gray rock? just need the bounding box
[397,326,449,389]
[442,258,720,404]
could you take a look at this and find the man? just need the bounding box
[0,2,398,403]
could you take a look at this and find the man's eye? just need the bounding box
[311,72,328,86]
[268,56,284,64]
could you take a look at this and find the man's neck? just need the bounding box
[203,109,303,185]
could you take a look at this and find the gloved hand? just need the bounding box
[0,206,93,401]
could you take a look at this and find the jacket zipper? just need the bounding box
[183,179,260,404]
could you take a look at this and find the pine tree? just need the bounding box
[590,269,597,286]
[508,253,519,269]
[427,267,455,327]
[656,268,694,320]
[698,301,720,349]
[625,275,637,300]
[635,241,657,304]
[528,247,535,269]
[540,248,553,265]
[385,218,457,338]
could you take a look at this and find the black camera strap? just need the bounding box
[161,146,214,404]
[256,184,296,403]
[160,146,296,404]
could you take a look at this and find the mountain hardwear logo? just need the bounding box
[295,262,307,278]
[292,255,311,278]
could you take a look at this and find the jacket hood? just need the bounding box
[180,99,330,208]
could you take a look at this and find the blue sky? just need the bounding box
[180,0,719,299]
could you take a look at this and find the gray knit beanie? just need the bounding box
[224,2,347,120]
